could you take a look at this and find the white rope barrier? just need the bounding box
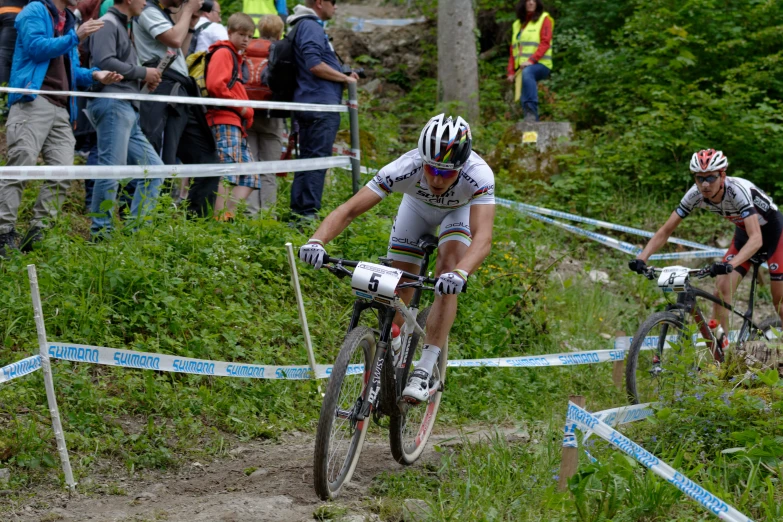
[0,157,351,180]
[0,86,348,113]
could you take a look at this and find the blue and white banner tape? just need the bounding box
[0,157,351,181]
[327,348,629,378]
[500,201,726,261]
[564,402,752,522]
[614,330,741,351]
[0,355,42,385]
[47,343,324,380]
[498,199,714,251]
[345,16,427,32]
[0,86,348,113]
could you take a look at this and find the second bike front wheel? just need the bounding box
[625,311,689,405]
[313,326,375,500]
[389,306,446,465]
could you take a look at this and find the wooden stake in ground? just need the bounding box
[558,395,585,492]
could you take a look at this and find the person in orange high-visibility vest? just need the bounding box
[506,0,554,122]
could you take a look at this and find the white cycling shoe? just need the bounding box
[402,368,431,403]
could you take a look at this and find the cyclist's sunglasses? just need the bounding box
[694,174,720,184]
[424,163,460,179]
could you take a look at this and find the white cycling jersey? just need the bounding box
[366,149,496,208]
[676,176,778,229]
[366,149,495,265]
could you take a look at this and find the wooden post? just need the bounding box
[612,330,625,389]
[558,395,585,492]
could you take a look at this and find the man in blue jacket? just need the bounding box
[288,0,357,223]
[0,0,120,258]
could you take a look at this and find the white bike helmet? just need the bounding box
[689,149,728,173]
[418,114,472,170]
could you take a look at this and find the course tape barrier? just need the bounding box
[0,86,347,113]
[346,16,427,32]
[48,343,320,380]
[0,157,351,181]
[0,355,42,385]
[563,402,752,522]
[498,199,714,251]
[499,201,726,261]
[614,330,741,351]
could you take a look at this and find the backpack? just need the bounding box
[187,45,247,102]
[263,15,318,102]
[187,21,212,56]
[243,39,273,101]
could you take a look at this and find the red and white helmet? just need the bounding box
[689,149,728,173]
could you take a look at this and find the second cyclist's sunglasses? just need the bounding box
[694,174,720,184]
[424,163,460,179]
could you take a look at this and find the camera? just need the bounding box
[185,0,213,13]
[341,64,367,79]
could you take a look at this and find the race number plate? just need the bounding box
[657,266,690,293]
[351,262,403,305]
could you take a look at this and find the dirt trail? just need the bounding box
[4,426,528,522]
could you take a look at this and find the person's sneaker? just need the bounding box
[402,368,432,403]
[523,112,537,123]
[0,229,20,259]
[19,226,44,253]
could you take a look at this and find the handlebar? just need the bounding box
[322,255,439,288]
[641,264,732,280]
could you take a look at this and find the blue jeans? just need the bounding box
[521,63,551,120]
[86,98,164,236]
[290,111,341,218]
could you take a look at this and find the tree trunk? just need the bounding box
[437,0,480,123]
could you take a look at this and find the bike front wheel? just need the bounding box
[389,306,446,465]
[313,326,375,500]
[625,311,690,405]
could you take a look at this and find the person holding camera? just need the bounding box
[288,0,357,223]
[132,0,221,217]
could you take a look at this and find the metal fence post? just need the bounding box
[27,265,76,490]
[347,82,361,194]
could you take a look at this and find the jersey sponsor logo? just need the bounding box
[753,195,770,213]
[771,263,779,271]
[726,254,735,261]
[459,171,480,188]
[676,207,688,218]
[395,167,421,183]
[741,210,753,218]
[444,222,469,229]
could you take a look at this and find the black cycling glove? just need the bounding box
[628,259,647,274]
[709,262,734,277]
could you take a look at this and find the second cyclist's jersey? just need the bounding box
[676,176,778,229]
[366,150,496,210]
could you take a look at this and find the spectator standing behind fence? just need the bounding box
[133,0,221,217]
[0,0,29,90]
[204,13,256,218]
[243,0,285,36]
[244,14,284,215]
[191,0,226,54]
[0,0,120,258]
[289,0,357,223]
[507,0,553,122]
[86,0,166,239]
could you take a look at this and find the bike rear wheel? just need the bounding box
[313,326,375,500]
[753,316,782,341]
[389,306,446,465]
[625,311,691,405]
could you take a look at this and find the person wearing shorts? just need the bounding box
[298,114,496,403]
[629,149,783,345]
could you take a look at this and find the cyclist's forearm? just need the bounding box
[456,237,492,275]
[311,208,353,245]
[730,237,763,268]
[638,231,671,262]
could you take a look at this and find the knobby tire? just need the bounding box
[313,326,375,500]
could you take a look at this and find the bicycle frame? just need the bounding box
[657,262,764,361]
[337,250,435,423]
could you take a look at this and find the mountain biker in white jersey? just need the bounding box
[629,149,783,347]
[299,114,496,403]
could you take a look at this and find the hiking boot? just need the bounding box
[402,368,432,404]
[20,226,44,253]
[0,229,20,259]
[523,112,537,123]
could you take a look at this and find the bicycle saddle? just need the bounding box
[417,234,438,255]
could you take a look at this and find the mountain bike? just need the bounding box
[312,235,446,500]
[626,259,782,404]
